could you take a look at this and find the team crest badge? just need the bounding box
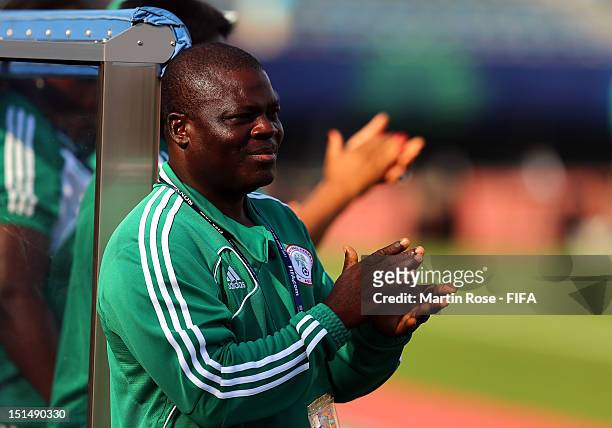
[286,245,314,285]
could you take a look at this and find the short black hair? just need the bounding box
[120,0,233,44]
[161,42,262,127]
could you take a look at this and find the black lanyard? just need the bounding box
[159,179,305,313]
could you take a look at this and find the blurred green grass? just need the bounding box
[398,316,612,423]
[319,248,612,424]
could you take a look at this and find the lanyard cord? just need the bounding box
[261,218,305,312]
[158,179,304,313]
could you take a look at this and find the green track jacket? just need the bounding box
[97,162,411,427]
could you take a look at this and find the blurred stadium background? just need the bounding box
[210,0,612,426]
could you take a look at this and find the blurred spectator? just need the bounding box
[291,113,424,244]
[0,0,94,408]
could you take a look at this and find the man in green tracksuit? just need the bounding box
[53,1,424,424]
[97,43,452,427]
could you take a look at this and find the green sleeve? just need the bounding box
[50,178,96,425]
[98,242,350,426]
[0,94,63,235]
[306,223,411,402]
[325,322,409,402]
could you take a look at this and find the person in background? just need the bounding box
[0,0,95,410]
[291,114,424,244]
[51,0,424,424]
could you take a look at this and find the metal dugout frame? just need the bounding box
[0,15,179,427]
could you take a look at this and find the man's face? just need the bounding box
[184,68,284,195]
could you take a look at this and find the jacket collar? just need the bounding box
[159,162,273,263]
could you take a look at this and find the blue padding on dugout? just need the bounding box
[1,62,99,77]
[0,7,192,76]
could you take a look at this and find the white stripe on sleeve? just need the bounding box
[4,106,16,213]
[13,108,25,215]
[23,113,36,217]
[295,314,313,333]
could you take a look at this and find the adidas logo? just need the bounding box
[226,266,246,290]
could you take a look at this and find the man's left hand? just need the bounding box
[342,241,456,337]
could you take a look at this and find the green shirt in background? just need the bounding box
[50,179,95,426]
[0,91,91,409]
[97,162,410,427]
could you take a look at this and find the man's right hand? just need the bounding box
[324,238,456,332]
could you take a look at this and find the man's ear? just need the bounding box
[167,113,189,149]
